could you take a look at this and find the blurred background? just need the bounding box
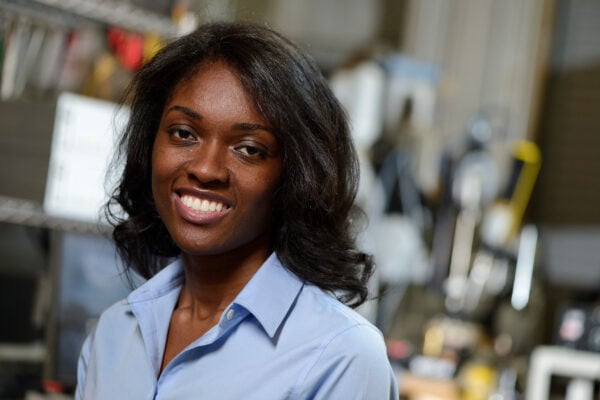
[0,0,599,399]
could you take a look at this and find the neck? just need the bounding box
[178,246,270,319]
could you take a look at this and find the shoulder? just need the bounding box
[84,298,137,352]
[289,286,398,399]
[312,315,388,368]
[289,283,388,361]
[96,298,134,327]
[296,284,379,334]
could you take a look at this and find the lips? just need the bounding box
[173,191,232,225]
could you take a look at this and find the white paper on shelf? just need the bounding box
[44,92,129,223]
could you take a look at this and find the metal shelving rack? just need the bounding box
[0,1,155,386]
[0,195,112,235]
[0,0,179,37]
[0,0,172,235]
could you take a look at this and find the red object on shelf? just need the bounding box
[107,27,144,71]
[43,379,65,394]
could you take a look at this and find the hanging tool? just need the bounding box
[463,140,541,315]
[510,224,538,310]
[479,140,541,248]
[445,148,498,314]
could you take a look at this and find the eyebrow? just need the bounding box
[232,122,273,133]
[167,105,202,120]
[168,105,273,133]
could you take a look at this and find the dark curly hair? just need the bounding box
[108,21,373,307]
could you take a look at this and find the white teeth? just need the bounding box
[181,195,227,213]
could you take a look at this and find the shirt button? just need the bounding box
[226,308,235,320]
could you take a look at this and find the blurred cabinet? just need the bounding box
[533,0,600,225]
[400,0,555,146]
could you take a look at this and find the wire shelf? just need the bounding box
[0,0,178,36]
[0,195,112,235]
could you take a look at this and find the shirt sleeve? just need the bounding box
[293,324,399,400]
[75,330,95,400]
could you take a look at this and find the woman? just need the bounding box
[76,22,398,399]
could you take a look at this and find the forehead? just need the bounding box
[161,61,275,132]
[170,61,249,104]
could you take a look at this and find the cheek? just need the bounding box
[151,147,176,203]
[150,153,162,194]
[248,171,282,213]
[152,141,178,178]
[234,165,278,203]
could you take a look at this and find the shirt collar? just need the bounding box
[127,259,184,304]
[127,253,304,338]
[232,253,304,338]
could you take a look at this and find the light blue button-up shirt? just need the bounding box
[76,253,399,399]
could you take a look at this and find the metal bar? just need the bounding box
[0,0,177,36]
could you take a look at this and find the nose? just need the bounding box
[186,139,229,186]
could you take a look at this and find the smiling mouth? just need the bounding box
[180,195,229,213]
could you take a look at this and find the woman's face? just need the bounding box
[151,61,283,258]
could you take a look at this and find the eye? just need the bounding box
[167,127,197,142]
[235,144,267,158]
